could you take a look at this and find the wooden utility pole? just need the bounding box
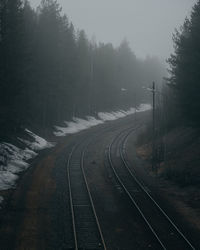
[89,44,95,115]
[152,81,156,172]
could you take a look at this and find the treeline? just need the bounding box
[148,0,200,176]
[165,0,200,128]
[0,0,165,138]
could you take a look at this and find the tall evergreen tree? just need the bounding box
[167,0,200,125]
[0,0,24,135]
[0,0,166,138]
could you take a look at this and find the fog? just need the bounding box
[30,0,196,60]
[1,1,200,248]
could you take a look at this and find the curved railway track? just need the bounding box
[67,136,107,250]
[66,117,139,249]
[107,127,196,250]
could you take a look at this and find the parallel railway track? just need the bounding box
[107,127,196,250]
[67,139,107,250]
[66,119,137,249]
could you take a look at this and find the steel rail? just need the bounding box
[120,129,196,250]
[81,149,107,250]
[67,129,110,250]
[67,144,79,250]
[66,118,149,249]
[107,127,167,249]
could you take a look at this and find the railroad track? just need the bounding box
[107,127,196,250]
[67,136,107,250]
[66,119,138,249]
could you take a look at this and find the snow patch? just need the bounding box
[98,110,128,121]
[0,196,3,205]
[0,129,54,194]
[24,129,54,150]
[54,104,151,137]
[0,171,18,190]
[0,143,37,191]
[0,104,151,195]
[136,103,151,112]
[54,116,103,137]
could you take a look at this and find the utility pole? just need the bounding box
[142,83,156,172]
[134,93,137,124]
[152,81,156,172]
[89,44,94,115]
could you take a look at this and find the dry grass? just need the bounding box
[137,126,200,187]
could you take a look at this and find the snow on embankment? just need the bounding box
[0,104,151,205]
[19,129,53,150]
[54,104,151,137]
[54,116,104,136]
[0,130,54,204]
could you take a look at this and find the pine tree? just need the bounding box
[167,0,200,125]
[0,0,166,138]
[0,0,25,136]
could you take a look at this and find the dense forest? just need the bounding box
[138,0,200,185]
[165,0,200,127]
[0,0,165,139]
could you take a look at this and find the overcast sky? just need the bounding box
[30,0,196,61]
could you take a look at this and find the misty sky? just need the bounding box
[30,0,196,61]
